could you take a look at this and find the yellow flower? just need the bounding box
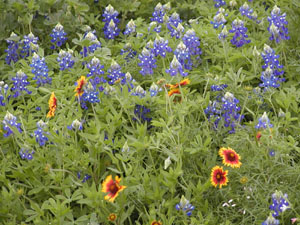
[47,92,57,118]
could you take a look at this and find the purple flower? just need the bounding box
[103,5,120,39]
[131,85,146,98]
[211,8,227,29]
[57,49,74,71]
[104,20,120,39]
[229,19,251,47]
[20,32,39,58]
[269,191,290,217]
[182,29,202,56]
[174,41,192,70]
[150,3,166,24]
[30,53,52,86]
[11,70,32,98]
[50,23,67,49]
[124,19,136,35]
[167,12,183,38]
[86,57,106,89]
[2,111,22,137]
[120,43,137,62]
[107,60,125,85]
[80,32,101,57]
[133,104,152,123]
[34,120,49,146]
[19,149,35,160]
[255,112,273,129]
[218,26,228,40]
[5,32,20,65]
[152,35,172,58]
[268,5,289,43]
[67,119,83,131]
[175,196,195,216]
[214,0,226,8]
[262,214,280,225]
[149,83,161,97]
[166,55,188,77]
[138,48,157,76]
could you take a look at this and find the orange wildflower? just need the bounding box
[219,147,242,168]
[74,76,87,97]
[46,92,57,118]
[165,78,190,89]
[101,175,126,202]
[211,166,228,188]
[108,213,117,222]
[151,220,162,225]
[168,88,181,97]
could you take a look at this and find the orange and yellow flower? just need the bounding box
[168,88,181,97]
[108,213,117,222]
[165,78,190,89]
[74,76,87,97]
[46,92,57,118]
[101,175,126,202]
[211,166,228,188]
[219,147,242,168]
[151,220,162,225]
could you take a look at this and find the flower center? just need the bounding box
[216,174,221,180]
[109,183,119,194]
[228,152,236,161]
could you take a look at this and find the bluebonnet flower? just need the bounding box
[86,56,106,89]
[77,172,91,183]
[262,214,280,225]
[20,32,39,58]
[104,20,120,39]
[107,60,125,85]
[229,19,251,47]
[35,106,41,111]
[19,149,35,160]
[229,0,237,7]
[148,22,161,33]
[82,82,100,105]
[5,32,20,65]
[133,104,152,123]
[175,196,195,216]
[0,82,9,106]
[174,41,192,70]
[30,53,52,86]
[211,8,227,29]
[80,32,101,57]
[239,2,254,19]
[269,191,290,217]
[182,29,202,56]
[214,0,226,8]
[268,5,289,43]
[103,5,120,39]
[102,4,120,27]
[57,49,74,71]
[259,67,284,89]
[123,72,136,92]
[261,44,284,76]
[269,149,275,157]
[218,26,229,40]
[34,120,49,146]
[150,3,166,24]
[11,70,32,98]
[211,84,228,91]
[220,92,244,133]
[50,23,67,49]
[153,35,172,57]
[67,119,83,130]
[167,12,183,38]
[149,83,161,97]
[121,141,130,152]
[166,55,188,77]
[2,111,22,137]
[205,92,243,133]
[138,48,157,76]
[124,19,136,35]
[120,43,137,62]
[131,85,146,98]
[103,85,117,96]
[255,112,273,129]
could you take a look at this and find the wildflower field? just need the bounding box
[1,0,300,224]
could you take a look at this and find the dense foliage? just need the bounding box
[0,0,300,224]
